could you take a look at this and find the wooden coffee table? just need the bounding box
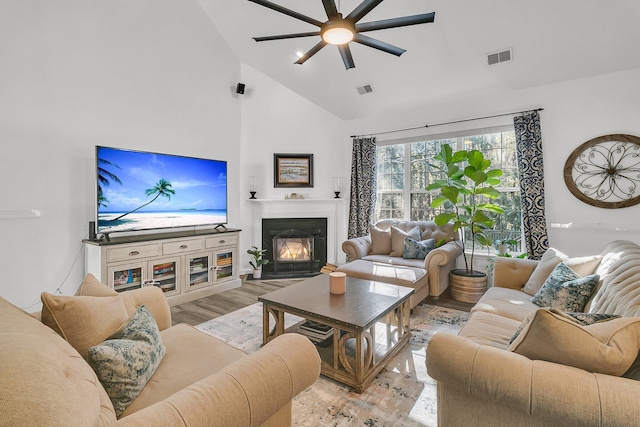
[258,274,414,392]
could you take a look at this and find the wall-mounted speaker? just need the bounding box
[236,83,246,95]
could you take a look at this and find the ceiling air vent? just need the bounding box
[487,48,512,65]
[357,84,374,95]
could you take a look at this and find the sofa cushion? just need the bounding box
[336,259,427,288]
[403,237,435,259]
[121,323,247,416]
[459,311,522,349]
[89,306,166,416]
[390,226,421,257]
[508,308,640,376]
[0,296,117,426]
[472,286,540,322]
[41,292,130,359]
[369,224,392,254]
[530,262,599,312]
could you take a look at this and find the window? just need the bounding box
[375,128,521,252]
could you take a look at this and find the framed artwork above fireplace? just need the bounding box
[274,153,314,188]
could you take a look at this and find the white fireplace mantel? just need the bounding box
[249,199,348,265]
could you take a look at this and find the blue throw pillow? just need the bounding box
[530,262,600,312]
[89,305,166,416]
[403,237,435,259]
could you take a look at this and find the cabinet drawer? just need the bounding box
[163,238,203,255]
[107,244,159,263]
[206,233,238,249]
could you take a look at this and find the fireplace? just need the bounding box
[261,218,327,279]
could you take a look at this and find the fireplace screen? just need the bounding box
[262,217,327,278]
[275,237,313,262]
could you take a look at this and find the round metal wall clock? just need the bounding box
[563,134,640,208]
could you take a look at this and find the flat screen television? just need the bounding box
[96,146,227,236]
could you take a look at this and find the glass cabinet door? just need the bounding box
[187,253,212,291]
[108,263,144,293]
[149,258,179,296]
[214,249,235,282]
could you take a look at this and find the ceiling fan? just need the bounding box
[249,0,435,70]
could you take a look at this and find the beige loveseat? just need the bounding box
[339,220,462,308]
[0,274,320,427]
[426,240,640,427]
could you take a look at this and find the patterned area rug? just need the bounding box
[196,303,470,427]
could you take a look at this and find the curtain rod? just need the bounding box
[350,108,544,138]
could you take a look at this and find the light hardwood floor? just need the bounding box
[171,275,474,326]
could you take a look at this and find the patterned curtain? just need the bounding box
[348,136,377,238]
[514,110,549,260]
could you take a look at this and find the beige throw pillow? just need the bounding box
[522,248,568,295]
[75,273,118,297]
[41,292,129,359]
[369,224,392,255]
[508,308,640,376]
[565,255,602,277]
[390,226,421,257]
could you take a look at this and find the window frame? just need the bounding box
[374,125,523,253]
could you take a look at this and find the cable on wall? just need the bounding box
[350,108,544,138]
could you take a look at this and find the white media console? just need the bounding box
[84,228,241,306]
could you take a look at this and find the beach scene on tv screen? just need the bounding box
[97,147,227,233]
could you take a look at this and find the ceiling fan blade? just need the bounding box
[356,12,435,32]
[338,44,356,70]
[353,33,405,56]
[345,0,384,23]
[249,0,323,27]
[294,40,328,65]
[253,31,320,42]
[321,0,339,19]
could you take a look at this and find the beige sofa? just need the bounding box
[0,275,320,427]
[426,240,640,426]
[339,220,462,308]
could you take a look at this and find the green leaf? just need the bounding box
[478,203,504,214]
[441,186,459,203]
[434,213,456,226]
[464,167,487,185]
[486,169,503,178]
[466,150,484,168]
[475,187,501,198]
[431,196,448,208]
[451,150,468,164]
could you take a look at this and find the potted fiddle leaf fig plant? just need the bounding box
[247,245,269,279]
[426,145,505,302]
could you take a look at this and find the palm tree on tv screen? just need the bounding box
[97,158,122,208]
[111,179,176,221]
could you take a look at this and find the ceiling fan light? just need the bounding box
[322,26,354,45]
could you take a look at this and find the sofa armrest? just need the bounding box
[342,235,372,260]
[426,333,640,427]
[117,333,321,427]
[119,286,172,331]
[492,257,539,290]
[424,241,463,296]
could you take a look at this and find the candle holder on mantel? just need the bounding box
[249,176,257,199]
[333,177,342,199]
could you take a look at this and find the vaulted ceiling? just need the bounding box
[198,0,640,120]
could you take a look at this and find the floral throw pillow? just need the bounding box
[403,237,435,259]
[89,305,166,416]
[530,262,600,312]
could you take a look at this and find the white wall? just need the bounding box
[237,64,350,271]
[0,0,241,308]
[345,68,640,256]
